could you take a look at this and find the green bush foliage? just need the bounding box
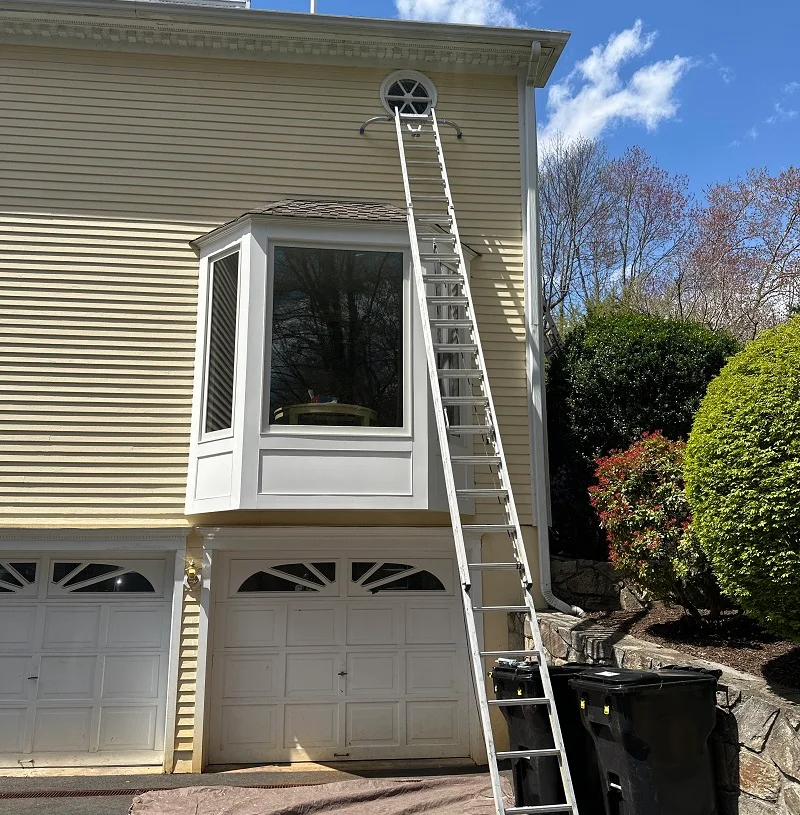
[589,432,720,617]
[547,309,739,558]
[685,317,800,641]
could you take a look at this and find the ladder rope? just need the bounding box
[390,107,579,815]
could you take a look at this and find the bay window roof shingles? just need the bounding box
[191,199,407,249]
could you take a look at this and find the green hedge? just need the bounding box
[685,317,800,641]
[547,309,739,558]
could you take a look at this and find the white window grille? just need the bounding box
[380,71,437,116]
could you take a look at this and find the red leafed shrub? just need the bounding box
[589,432,721,618]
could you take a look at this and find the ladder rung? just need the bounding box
[414,194,449,201]
[451,455,500,463]
[434,343,476,352]
[415,215,452,223]
[428,296,468,305]
[409,176,445,184]
[406,159,442,166]
[424,276,465,285]
[505,805,574,814]
[463,524,514,532]
[419,233,456,241]
[488,697,550,707]
[457,487,507,497]
[473,605,530,613]
[447,425,492,434]
[436,369,481,378]
[420,253,459,262]
[441,396,488,405]
[430,318,472,326]
[496,748,562,759]
[468,562,521,571]
[480,649,540,658]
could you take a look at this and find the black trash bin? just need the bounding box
[570,666,719,815]
[492,660,605,813]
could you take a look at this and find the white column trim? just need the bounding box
[163,547,187,772]
[192,546,213,772]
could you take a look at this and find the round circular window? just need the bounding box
[380,70,438,116]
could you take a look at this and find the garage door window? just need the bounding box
[351,562,446,593]
[52,562,156,593]
[238,562,337,593]
[0,562,37,592]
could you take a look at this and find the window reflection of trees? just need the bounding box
[270,247,404,427]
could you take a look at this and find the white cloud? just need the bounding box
[728,139,741,148]
[765,101,798,124]
[395,0,517,26]
[539,20,691,149]
[784,81,800,94]
[747,126,759,140]
[709,52,734,84]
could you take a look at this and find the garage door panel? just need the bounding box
[0,708,26,751]
[32,706,92,752]
[406,651,458,696]
[102,655,160,699]
[106,606,166,649]
[0,657,31,700]
[406,701,460,745]
[217,654,280,699]
[0,608,37,649]
[346,652,398,695]
[98,706,157,750]
[223,605,285,649]
[405,605,455,645]
[346,605,398,645]
[42,607,101,651]
[287,604,342,647]
[217,703,279,751]
[284,703,339,749]
[210,552,471,764]
[346,702,399,746]
[285,653,338,696]
[0,554,172,767]
[37,656,96,700]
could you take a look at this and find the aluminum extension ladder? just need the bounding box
[374,108,579,815]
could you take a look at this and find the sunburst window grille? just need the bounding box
[381,71,437,116]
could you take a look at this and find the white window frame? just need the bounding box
[263,238,413,439]
[380,70,438,116]
[200,243,242,443]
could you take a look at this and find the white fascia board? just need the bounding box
[0,0,569,84]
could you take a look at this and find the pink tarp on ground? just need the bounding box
[129,775,514,815]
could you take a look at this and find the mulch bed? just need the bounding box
[585,605,800,690]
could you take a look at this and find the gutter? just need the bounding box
[521,42,584,618]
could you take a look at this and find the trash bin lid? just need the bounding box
[569,666,719,694]
[492,660,595,679]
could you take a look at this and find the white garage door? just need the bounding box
[0,555,173,768]
[209,555,472,763]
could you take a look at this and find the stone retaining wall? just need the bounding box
[550,556,646,612]
[521,611,800,814]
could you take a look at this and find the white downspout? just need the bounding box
[522,43,585,618]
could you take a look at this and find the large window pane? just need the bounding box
[204,252,239,434]
[270,247,404,428]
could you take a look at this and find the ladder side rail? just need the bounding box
[430,109,534,590]
[430,109,579,814]
[393,108,506,815]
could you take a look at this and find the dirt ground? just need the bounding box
[585,605,800,689]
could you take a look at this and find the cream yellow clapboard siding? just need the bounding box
[0,45,533,528]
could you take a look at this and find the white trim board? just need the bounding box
[0,529,188,551]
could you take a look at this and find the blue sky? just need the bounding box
[251,0,799,197]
